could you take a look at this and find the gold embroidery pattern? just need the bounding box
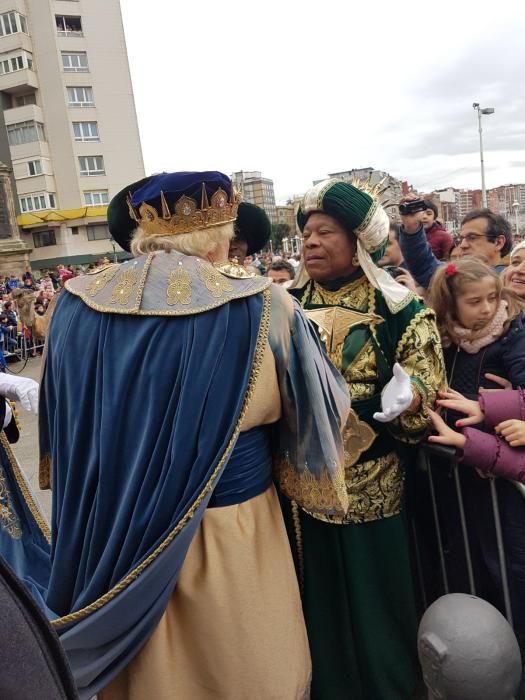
[110,268,138,305]
[85,266,118,297]
[214,261,256,279]
[276,458,348,517]
[0,434,50,542]
[65,279,270,317]
[308,451,404,525]
[52,287,272,628]
[344,337,378,399]
[344,338,376,383]
[0,464,21,539]
[394,307,446,439]
[306,306,382,370]
[343,409,376,467]
[39,454,51,490]
[197,263,234,298]
[167,267,192,306]
[290,501,304,594]
[309,277,368,310]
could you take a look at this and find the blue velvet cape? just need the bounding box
[1,284,268,699]
[0,252,351,699]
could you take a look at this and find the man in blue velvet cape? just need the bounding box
[0,171,351,699]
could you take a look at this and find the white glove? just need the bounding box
[0,373,39,414]
[373,363,413,423]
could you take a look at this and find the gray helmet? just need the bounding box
[418,594,522,700]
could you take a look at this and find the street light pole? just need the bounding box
[513,202,520,239]
[473,103,494,208]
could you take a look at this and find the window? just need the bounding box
[0,51,33,75]
[33,230,56,248]
[0,12,27,37]
[9,93,37,109]
[19,192,55,212]
[67,86,94,107]
[27,160,42,176]
[55,15,82,36]
[7,120,46,146]
[84,190,109,206]
[62,51,88,72]
[73,121,99,141]
[87,224,110,241]
[79,156,104,176]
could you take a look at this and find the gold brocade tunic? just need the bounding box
[294,273,445,524]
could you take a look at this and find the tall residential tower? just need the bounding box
[0,0,144,268]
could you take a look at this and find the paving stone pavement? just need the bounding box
[7,355,52,520]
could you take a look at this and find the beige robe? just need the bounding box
[100,343,311,699]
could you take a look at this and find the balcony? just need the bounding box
[9,140,51,161]
[0,67,38,93]
[57,28,83,38]
[0,31,32,54]
[3,103,43,125]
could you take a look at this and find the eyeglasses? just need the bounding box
[457,233,494,244]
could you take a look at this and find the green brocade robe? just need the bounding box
[287,272,445,700]
[291,271,445,525]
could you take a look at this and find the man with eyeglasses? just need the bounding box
[398,206,512,289]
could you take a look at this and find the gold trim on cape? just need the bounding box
[0,433,51,543]
[51,287,272,628]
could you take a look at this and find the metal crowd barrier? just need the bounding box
[409,442,525,633]
[1,325,45,364]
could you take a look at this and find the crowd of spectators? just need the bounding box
[0,257,111,366]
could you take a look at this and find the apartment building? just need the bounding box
[275,203,295,231]
[231,171,277,225]
[326,168,403,220]
[0,0,144,268]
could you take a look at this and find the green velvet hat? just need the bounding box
[297,180,377,238]
[107,176,152,252]
[235,202,271,255]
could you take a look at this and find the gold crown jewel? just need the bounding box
[350,174,394,210]
[127,183,241,237]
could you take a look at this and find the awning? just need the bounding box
[17,206,108,227]
[30,251,131,270]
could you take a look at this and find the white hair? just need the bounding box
[130,222,234,258]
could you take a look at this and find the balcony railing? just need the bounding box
[57,29,83,38]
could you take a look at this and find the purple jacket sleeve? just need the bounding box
[479,389,525,430]
[460,427,525,483]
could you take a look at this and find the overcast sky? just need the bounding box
[119,0,525,203]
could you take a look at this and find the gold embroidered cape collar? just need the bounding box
[65,252,271,316]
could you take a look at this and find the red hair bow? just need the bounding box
[445,263,457,277]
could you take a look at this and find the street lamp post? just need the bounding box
[472,103,494,208]
[513,201,520,239]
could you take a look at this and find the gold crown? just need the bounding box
[127,183,241,237]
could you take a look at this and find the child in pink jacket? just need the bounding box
[427,387,525,483]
